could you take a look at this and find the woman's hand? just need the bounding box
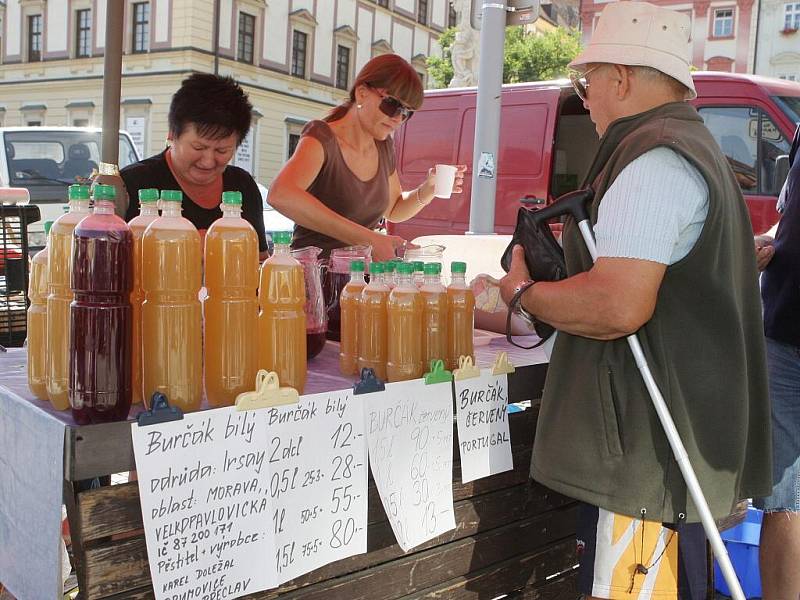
[370,232,406,262]
[754,235,775,271]
[421,164,468,203]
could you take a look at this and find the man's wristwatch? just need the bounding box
[511,279,536,326]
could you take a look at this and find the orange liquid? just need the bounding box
[27,246,49,400]
[128,212,159,405]
[204,217,259,406]
[258,256,307,393]
[358,285,389,381]
[141,216,203,412]
[339,280,365,375]
[421,285,448,368]
[46,211,87,410]
[386,287,424,382]
[447,285,475,370]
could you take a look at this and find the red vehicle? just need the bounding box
[392,72,800,238]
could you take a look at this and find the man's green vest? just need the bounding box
[532,102,772,523]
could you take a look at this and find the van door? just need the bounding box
[694,102,789,234]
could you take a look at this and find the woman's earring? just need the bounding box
[357,104,362,109]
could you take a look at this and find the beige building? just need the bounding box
[754,0,800,80]
[0,0,450,185]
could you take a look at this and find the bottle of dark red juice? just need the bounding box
[69,184,134,424]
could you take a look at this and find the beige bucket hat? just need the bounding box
[569,1,696,99]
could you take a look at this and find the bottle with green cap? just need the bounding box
[45,185,91,411]
[357,261,389,380]
[126,189,161,405]
[446,261,474,369]
[205,190,259,406]
[140,188,202,412]
[383,260,397,289]
[258,231,307,393]
[420,262,448,368]
[338,259,366,375]
[27,222,54,401]
[412,261,425,287]
[68,183,134,424]
[386,261,424,382]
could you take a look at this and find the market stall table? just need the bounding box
[0,337,583,600]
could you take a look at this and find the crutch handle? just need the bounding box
[531,188,593,225]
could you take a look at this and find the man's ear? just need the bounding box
[614,65,632,100]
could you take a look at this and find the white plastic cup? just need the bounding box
[433,164,457,199]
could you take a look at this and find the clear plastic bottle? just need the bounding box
[46,184,91,410]
[27,221,53,401]
[258,231,307,393]
[384,260,397,290]
[387,262,424,382]
[420,262,449,369]
[338,260,366,375]
[412,261,425,288]
[127,188,160,405]
[141,190,203,411]
[447,261,475,370]
[204,191,259,406]
[357,261,389,380]
[69,184,134,424]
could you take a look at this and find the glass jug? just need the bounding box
[290,246,328,360]
[325,245,372,341]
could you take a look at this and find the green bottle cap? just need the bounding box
[369,262,385,275]
[160,189,183,203]
[423,262,440,275]
[451,261,467,274]
[221,191,243,205]
[397,262,414,275]
[138,188,159,203]
[273,231,292,245]
[350,260,365,272]
[93,184,116,200]
[68,184,90,201]
[412,261,425,272]
[43,221,53,235]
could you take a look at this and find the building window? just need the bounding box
[28,14,42,62]
[288,133,301,159]
[76,9,92,58]
[376,0,389,7]
[292,30,308,78]
[132,2,150,53]
[336,45,351,90]
[73,118,89,127]
[238,12,255,63]
[449,5,458,28]
[27,120,42,126]
[712,8,734,37]
[418,0,429,25]
[785,2,800,29]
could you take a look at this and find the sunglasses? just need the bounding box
[371,87,415,121]
[569,65,602,102]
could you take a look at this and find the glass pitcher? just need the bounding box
[325,244,372,341]
[290,246,328,360]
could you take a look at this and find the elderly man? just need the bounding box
[499,2,771,598]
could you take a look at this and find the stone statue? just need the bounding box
[449,0,480,87]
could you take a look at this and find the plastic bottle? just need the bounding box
[412,261,425,287]
[69,184,134,424]
[258,231,307,393]
[127,188,160,405]
[447,261,475,370]
[141,190,203,411]
[384,260,397,290]
[204,191,259,406]
[420,262,449,369]
[357,261,389,381]
[338,260,366,375]
[27,220,53,401]
[387,262,424,382]
[46,184,91,410]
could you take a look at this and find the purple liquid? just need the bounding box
[69,224,133,425]
[307,328,327,360]
[325,271,350,341]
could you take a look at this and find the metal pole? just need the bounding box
[213,0,221,74]
[468,0,506,235]
[101,0,124,165]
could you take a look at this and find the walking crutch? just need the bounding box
[530,190,746,600]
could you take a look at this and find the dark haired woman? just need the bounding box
[122,73,269,259]
[269,54,465,261]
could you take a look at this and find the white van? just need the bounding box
[0,127,141,247]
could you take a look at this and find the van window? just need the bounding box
[773,95,800,124]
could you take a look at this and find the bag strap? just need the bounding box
[505,282,548,350]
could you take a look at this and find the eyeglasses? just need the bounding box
[569,65,602,102]
[371,87,415,121]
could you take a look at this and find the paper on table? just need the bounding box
[365,379,456,552]
[454,370,513,483]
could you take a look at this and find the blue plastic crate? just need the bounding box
[714,507,762,598]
